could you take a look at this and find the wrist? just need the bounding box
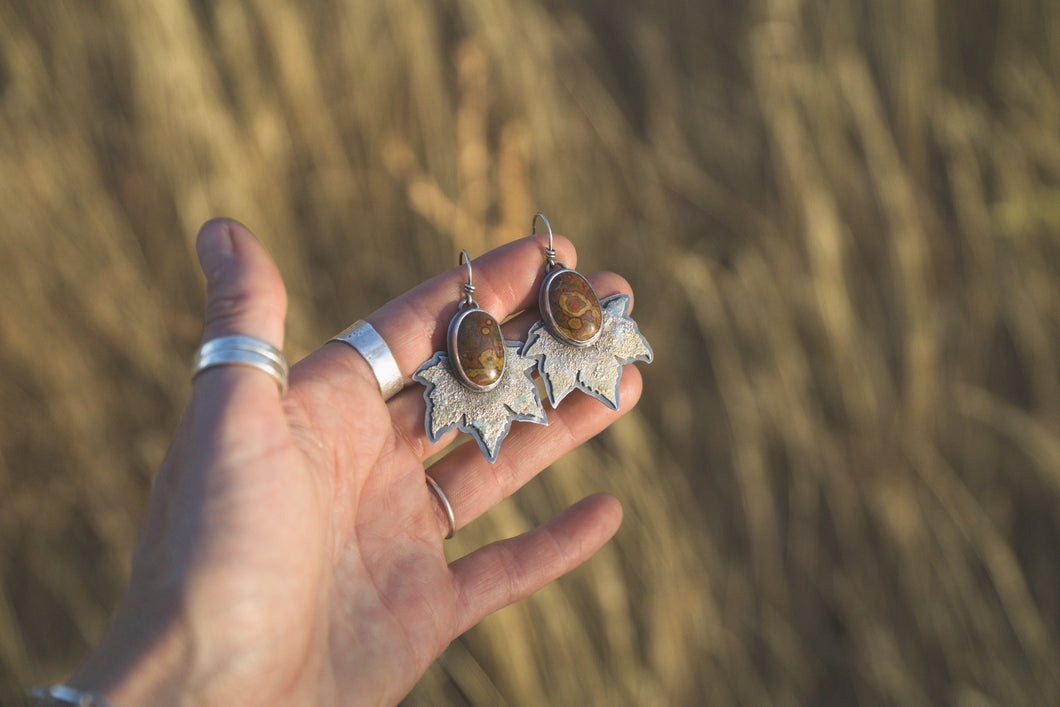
[65,596,193,707]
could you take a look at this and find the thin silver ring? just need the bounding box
[331,320,404,400]
[425,474,455,539]
[193,335,289,395]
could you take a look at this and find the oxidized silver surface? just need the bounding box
[413,341,547,463]
[522,294,652,410]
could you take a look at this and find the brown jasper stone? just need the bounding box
[545,269,601,345]
[453,309,505,389]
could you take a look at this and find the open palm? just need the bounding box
[70,219,641,706]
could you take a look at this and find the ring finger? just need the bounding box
[421,364,643,539]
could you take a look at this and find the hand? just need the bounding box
[67,219,642,706]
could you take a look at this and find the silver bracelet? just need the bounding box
[29,684,116,707]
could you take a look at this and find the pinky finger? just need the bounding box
[449,493,623,636]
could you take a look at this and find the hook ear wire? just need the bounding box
[459,249,473,286]
[532,212,558,268]
[531,212,553,247]
[459,249,477,308]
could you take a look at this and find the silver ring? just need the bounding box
[193,335,289,395]
[331,320,404,400]
[425,474,455,540]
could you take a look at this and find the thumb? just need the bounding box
[196,218,287,349]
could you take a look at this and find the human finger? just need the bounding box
[449,493,623,636]
[420,366,642,539]
[191,218,288,401]
[289,234,575,408]
[383,270,635,460]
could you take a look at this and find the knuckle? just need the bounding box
[205,288,256,327]
[205,282,285,331]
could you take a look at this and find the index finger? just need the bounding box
[290,234,577,405]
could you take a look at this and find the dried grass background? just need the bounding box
[2,1,1060,705]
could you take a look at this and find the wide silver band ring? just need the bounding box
[425,474,456,540]
[331,320,404,400]
[193,335,289,395]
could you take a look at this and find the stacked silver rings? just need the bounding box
[193,335,289,394]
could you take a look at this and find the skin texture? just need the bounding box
[68,219,642,706]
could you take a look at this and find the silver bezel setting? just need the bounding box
[446,306,505,392]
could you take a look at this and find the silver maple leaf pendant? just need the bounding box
[524,294,652,409]
[414,342,547,463]
[521,214,653,410]
[413,251,548,463]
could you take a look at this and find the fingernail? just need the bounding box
[197,220,235,281]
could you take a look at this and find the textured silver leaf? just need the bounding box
[523,294,652,409]
[413,341,547,463]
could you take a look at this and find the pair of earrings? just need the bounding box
[413,214,653,462]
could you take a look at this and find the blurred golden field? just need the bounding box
[2,1,1060,704]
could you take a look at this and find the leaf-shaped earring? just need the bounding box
[522,213,653,410]
[413,250,548,463]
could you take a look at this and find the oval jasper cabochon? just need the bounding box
[544,269,602,345]
[452,309,505,389]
